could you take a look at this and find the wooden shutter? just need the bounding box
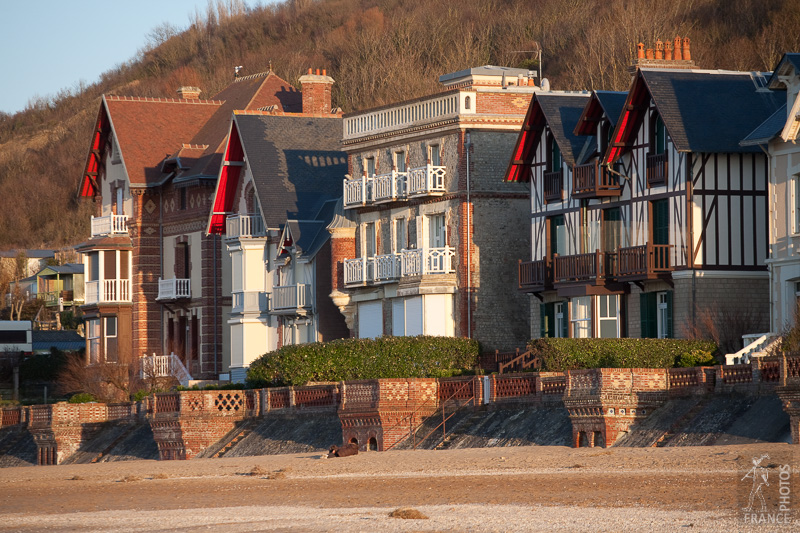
[640,292,657,338]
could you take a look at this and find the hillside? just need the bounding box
[0,0,798,249]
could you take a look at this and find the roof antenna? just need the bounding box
[234,65,243,78]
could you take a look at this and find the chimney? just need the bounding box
[673,37,682,61]
[176,86,201,100]
[299,67,335,114]
[664,41,673,61]
[655,39,663,60]
[682,37,691,61]
[637,43,645,59]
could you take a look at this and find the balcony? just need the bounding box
[401,247,455,276]
[156,278,191,301]
[231,291,269,314]
[373,171,407,203]
[85,279,130,305]
[553,251,616,286]
[270,284,311,314]
[90,214,128,237]
[543,170,563,203]
[407,165,446,197]
[41,290,78,307]
[518,258,552,293]
[226,214,266,240]
[344,254,401,286]
[617,243,673,281]
[343,174,372,209]
[344,249,453,286]
[572,161,622,199]
[646,152,668,187]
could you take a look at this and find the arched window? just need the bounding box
[464,96,471,110]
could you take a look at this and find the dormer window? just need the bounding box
[598,120,612,155]
[651,112,666,155]
[547,134,562,173]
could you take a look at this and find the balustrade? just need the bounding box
[543,170,563,202]
[225,214,266,239]
[90,214,128,237]
[646,152,668,187]
[373,171,407,203]
[343,175,372,208]
[85,279,131,304]
[407,165,446,197]
[271,284,311,312]
[572,161,621,198]
[617,243,673,280]
[157,278,191,300]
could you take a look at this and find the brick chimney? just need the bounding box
[176,86,201,100]
[299,68,335,114]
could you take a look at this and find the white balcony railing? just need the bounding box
[140,353,193,387]
[85,279,131,305]
[373,171,407,203]
[271,284,311,312]
[156,278,191,300]
[231,291,269,314]
[407,165,446,197]
[91,214,128,237]
[344,92,462,139]
[343,174,372,208]
[226,214,266,239]
[344,249,453,284]
[401,247,455,276]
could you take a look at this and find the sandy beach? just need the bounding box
[0,443,797,532]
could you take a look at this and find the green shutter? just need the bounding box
[665,291,673,339]
[655,114,666,154]
[653,200,669,245]
[640,292,657,338]
[540,303,546,338]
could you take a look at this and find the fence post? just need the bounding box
[264,389,271,413]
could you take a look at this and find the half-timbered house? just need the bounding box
[76,70,304,378]
[509,57,782,345]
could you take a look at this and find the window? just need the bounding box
[393,218,407,253]
[651,113,666,155]
[428,214,446,248]
[87,318,101,364]
[641,291,672,338]
[429,145,441,166]
[547,134,562,173]
[549,215,567,256]
[597,295,619,338]
[175,242,189,279]
[651,199,669,245]
[570,297,591,338]
[394,151,406,172]
[364,222,377,257]
[364,157,375,177]
[180,188,187,210]
[115,187,124,216]
[465,96,471,110]
[540,301,568,338]
[105,316,118,363]
[603,208,622,253]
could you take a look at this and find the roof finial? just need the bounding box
[269,60,273,72]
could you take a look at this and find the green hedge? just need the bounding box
[246,336,480,387]
[529,338,718,371]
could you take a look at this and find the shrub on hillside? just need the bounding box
[246,336,480,387]
[529,338,718,371]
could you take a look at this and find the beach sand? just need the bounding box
[0,443,797,532]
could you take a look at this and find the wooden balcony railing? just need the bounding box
[572,161,621,198]
[543,170,563,202]
[518,258,552,292]
[617,243,673,280]
[646,152,668,187]
[553,250,615,284]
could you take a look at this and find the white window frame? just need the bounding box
[87,318,101,364]
[364,221,377,257]
[792,174,800,235]
[570,296,591,338]
[427,213,446,248]
[656,292,669,339]
[104,316,118,362]
[597,294,620,338]
[555,302,565,338]
[392,217,407,253]
[364,156,376,177]
[428,144,441,166]
[394,150,406,172]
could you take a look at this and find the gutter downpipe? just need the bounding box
[159,190,164,358]
[214,233,218,376]
[465,130,472,339]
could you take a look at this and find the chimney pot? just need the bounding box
[308,68,312,75]
[316,68,320,75]
[322,68,327,76]
[637,43,645,59]
[176,86,201,100]
[655,39,663,60]
[673,37,682,60]
[299,67,335,114]
[665,41,673,61]
[646,48,654,60]
[682,37,691,61]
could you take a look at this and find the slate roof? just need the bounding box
[233,113,347,229]
[32,330,84,353]
[768,53,800,89]
[285,199,339,259]
[741,104,787,146]
[536,93,591,165]
[37,263,84,276]
[593,91,627,129]
[640,69,783,153]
